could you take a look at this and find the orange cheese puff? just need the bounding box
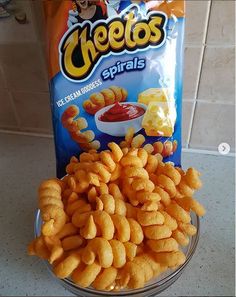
[166,203,191,223]
[97,194,115,214]
[143,225,172,240]
[80,215,97,239]
[172,229,190,246]
[49,246,64,264]
[155,174,176,198]
[61,105,79,125]
[43,235,61,250]
[87,186,97,203]
[141,201,159,211]
[124,242,137,261]
[110,164,122,182]
[93,211,115,240]
[120,141,129,149]
[137,148,148,166]
[111,214,130,242]
[27,236,50,259]
[109,183,125,201]
[72,211,91,228]
[118,261,145,289]
[131,178,155,192]
[96,182,109,195]
[114,197,127,216]
[132,256,153,282]
[145,154,159,173]
[125,203,137,219]
[137,209,164,226]
[185,168,202,189]
[92,267,118,290]
[159,210,178,231]
[125,127,135,144]
[88,172,100,187]
[153,186,171,207]
[100,151,116,172]
[62,235,85,251]
[147,238,179,253]
[124,166,149,179]
[55,223,78,239]
[175,197,206,216]
[108,142,123,162]
[136,191,161,203]
[92,162,111,183]
[53,253,81,278]
[143,144,154,154]
[67,192,79,204]
[120,155,143,168]
[82,238,113,268]
[141,253,161,276]
[109,240,126,268]
[131,134,145,148]
[156,163,181,185]
[127,218,144,244]
[72,262,102,287]
[41,205,67,236]
[66,199,87,216]
[152,250,186,268]
[178,222,197,236]
[177,179,194,197]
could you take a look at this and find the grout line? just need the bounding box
[0,129,53,139]
[183,99,235,105]
[182,148,235,157]
[8,91,21,128]
[186,0,212,148]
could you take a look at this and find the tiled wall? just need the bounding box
[0,0,235,152]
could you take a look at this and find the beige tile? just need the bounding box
[185,1,209,45]
[0,0,37,44]
[183,47,202,99]
[0,44,49,92]
[12,91,52,133]
[198,47,235,102]
[207,0,235,45]
[0,90,18,128]
[182,101,194,148]
[190,102,235,151]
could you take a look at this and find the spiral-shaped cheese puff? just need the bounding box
[39,179,66,236]
[176,168,202,197]
[53,252,81,278]
[147,238,179,253]
[117,261,145,289]
[127,218,144,244]
[111,214,130,242]
[152,250,186,268]
[72,262,102,287]
[92,267,118,290]
[82,238,113,268]
[72,210,115,240]
[83,86,127,115]
[175,197,206,217]
[61,104,100,151]
[137,209,164,226]
[96,194,127,216]
[109,240,126,268]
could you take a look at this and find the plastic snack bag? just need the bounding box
[43,0,185,177]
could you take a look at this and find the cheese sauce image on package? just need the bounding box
[44,0,185,177]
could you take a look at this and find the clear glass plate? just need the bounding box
[34,210,200,297]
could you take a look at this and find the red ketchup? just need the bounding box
[99,102,145,122]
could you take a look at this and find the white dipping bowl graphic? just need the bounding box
[95,102,147,137]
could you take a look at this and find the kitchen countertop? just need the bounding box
[0,133,234,296]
